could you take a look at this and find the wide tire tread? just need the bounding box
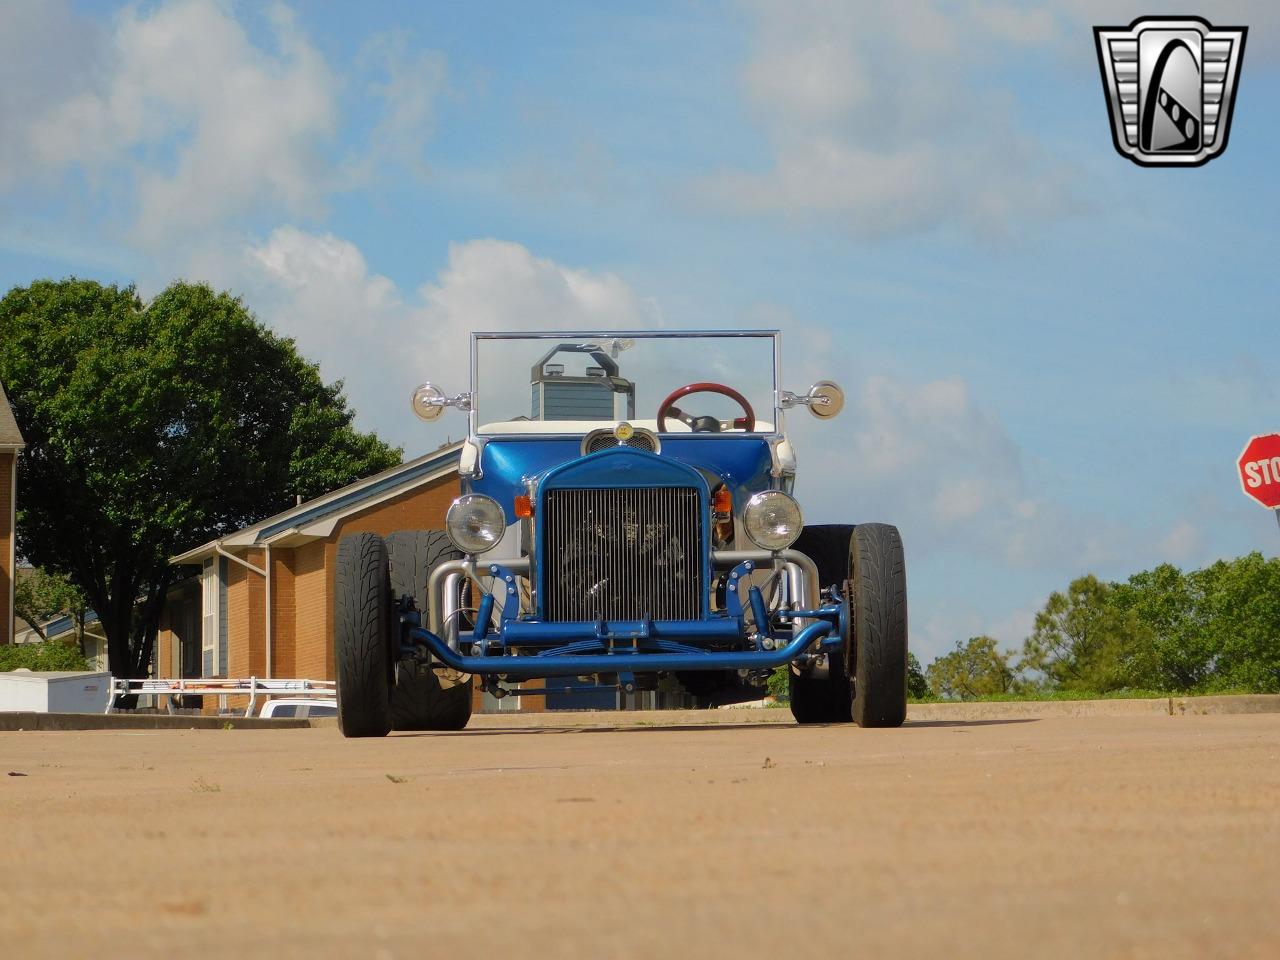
[334,533,393,738]
[850,523,908,728]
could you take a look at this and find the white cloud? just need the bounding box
[2,1,449,251]
[239,229,659,451]
[418,239,660,333]
[23,1,338,244]
[0,1,102,187]
[237,227,414,450]
[356,32,448,179]
[714,0,1280,241]
[1157,520,1203,565]
[699,1,1079,238]
[784,361,1137,576]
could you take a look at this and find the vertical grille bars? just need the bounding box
[543,487,702,622]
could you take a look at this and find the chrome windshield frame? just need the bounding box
[468,330,784,441]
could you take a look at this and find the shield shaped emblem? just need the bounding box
[1094,17,1247,167]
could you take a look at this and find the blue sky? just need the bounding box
[2,0,1277,663]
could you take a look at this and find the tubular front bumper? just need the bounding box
[409,548,841,679]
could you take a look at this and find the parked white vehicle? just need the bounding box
[259,698,338,719]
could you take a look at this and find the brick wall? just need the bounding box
[0,451,12,645]
[156,597,176,678]
[269,548,296,678]
[331,475,460,542]
[217,549,266,713]
[292,540,329,680]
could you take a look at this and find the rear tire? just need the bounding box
[392,661,472,731]
[788,525,855,724]
[849,523,908,728]
[334,533,394,738]
[386,530,473,732]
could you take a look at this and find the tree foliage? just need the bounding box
[1019,575,1151,692]
[1111,555,1280,693]
[1108,563,1211,691]
[0,639,90,672]
[906,555,1280,699]
[926,636,1014,700]
[906,652,929,699]
[0,278,403,679]
[13,566,86,643]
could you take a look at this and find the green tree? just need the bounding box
[1109,563,1211,691]
[1191,553,1280,692]
[1019,575,1151,692]
[906,652,930,699]
[0,279,402,681]
[13,566,88,649]
[926,636,1013,700]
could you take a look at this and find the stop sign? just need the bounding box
[1238,434,1280,509]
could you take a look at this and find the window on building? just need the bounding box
[202,559,218,677]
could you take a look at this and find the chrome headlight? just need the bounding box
[445,494,506,554]
[743,491,803,551]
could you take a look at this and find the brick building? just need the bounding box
[163,444,462,684]
[159,444,547,713]
[0,383,24,646]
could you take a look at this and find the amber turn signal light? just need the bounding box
[713,487,732,515]
[514,494,533,518]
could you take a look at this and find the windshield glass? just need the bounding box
[471,332,779,436]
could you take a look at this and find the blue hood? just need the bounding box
[470,436,774,521]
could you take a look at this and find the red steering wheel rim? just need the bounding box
[657,381,756,432]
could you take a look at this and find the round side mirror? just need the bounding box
[411,383,447,421]
[806,380,844,420]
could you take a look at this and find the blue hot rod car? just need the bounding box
[333,330,907,736]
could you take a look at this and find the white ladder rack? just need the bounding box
[107,677,336,717]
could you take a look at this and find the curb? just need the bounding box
[907,698,1171,721]
[908,694,1280,721]
[1168,694,1280,716]
[0,712,310,731]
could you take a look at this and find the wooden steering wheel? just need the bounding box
[656,382,756,433]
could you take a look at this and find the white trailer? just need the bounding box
[0,670,113,713]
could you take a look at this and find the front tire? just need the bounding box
[787,523,909,727]
[849,523,908,728]
[334,533,394,738]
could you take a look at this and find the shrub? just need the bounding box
[0,639,92,672]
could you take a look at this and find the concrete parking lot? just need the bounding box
[2,712,1278,959]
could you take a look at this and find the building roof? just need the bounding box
[0,381,24,448]
[170,442,463,566]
